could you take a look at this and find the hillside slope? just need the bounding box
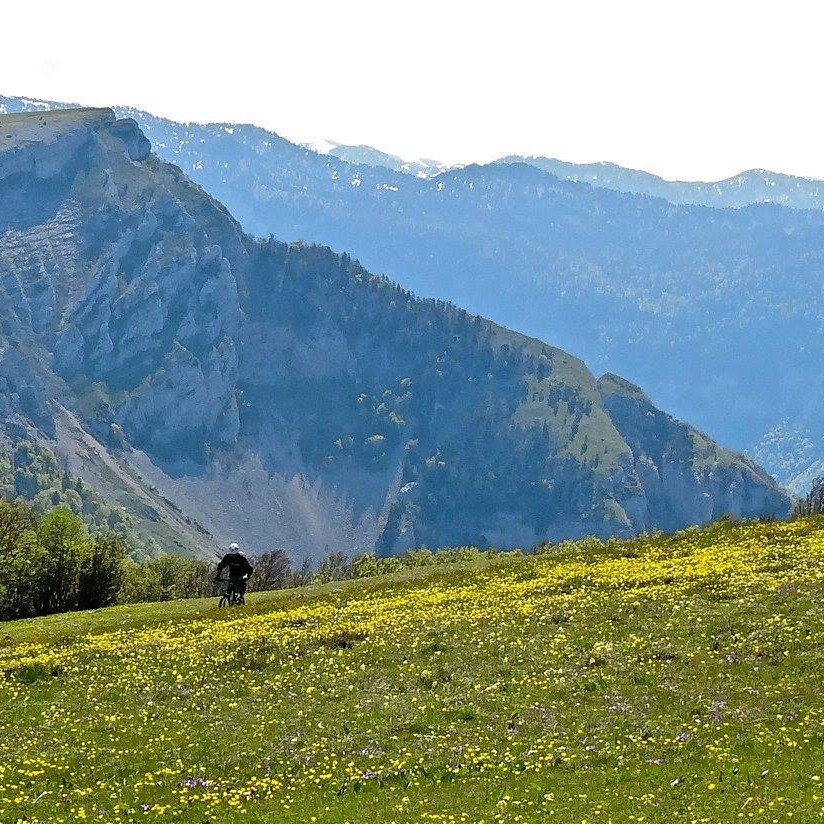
[0,107,790,557]
[4,516,824,821]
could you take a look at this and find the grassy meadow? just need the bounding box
[4,517,824,822]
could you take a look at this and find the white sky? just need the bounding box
[3,0,824,181]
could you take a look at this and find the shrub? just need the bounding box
[118,555,216,603]
[249,549,291,592]
[314,551,351,583]
[433,546,482,564]
[405,548,434,567]
[119,560,164,604]
[350,554,380,579]
[376,556,403,575]
[173,558,214,599]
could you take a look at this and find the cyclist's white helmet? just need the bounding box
[229,542,240,552]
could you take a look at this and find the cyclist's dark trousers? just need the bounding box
[231,578,247,597]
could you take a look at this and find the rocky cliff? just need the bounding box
[0,109,791,558]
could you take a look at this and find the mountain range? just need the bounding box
[0,107,789,558]
[309,137,824,212]
[1,94,820,493]
[498,157,824,211]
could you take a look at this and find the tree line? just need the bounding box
[0,501,125,620]
[0,499,314,621]
[0,499,512,622]
[3,494,809,623]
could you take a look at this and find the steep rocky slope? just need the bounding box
[0,108,790,558]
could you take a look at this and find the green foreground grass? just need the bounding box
[4,518,824,822]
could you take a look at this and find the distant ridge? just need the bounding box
[497,155,824,211]
[5,93,822,207]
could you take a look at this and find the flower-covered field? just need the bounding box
[4,517,824,822]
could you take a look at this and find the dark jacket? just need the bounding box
[216,551,254,581]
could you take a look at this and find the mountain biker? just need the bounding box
[215,542,254,599]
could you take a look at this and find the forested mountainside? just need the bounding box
[0,108,789,557]
[0,95,819,491]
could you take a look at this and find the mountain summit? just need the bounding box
[0,108,790,557]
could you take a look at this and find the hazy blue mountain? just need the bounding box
[302,140,449,178]
[2,94,822,491]
[0,108,788,558]
[498,156,824,211]
[330,145,447,178]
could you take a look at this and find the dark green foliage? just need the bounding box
[13,661,63,684]
[77,534,126,610]
[0,500,127,619]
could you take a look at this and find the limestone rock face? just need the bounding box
[108,117,151,161]
[0,109,792,558]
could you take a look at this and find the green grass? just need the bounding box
[4,518,824,822]
[0,558,498,648]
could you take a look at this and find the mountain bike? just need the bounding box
[214,576,246,608]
